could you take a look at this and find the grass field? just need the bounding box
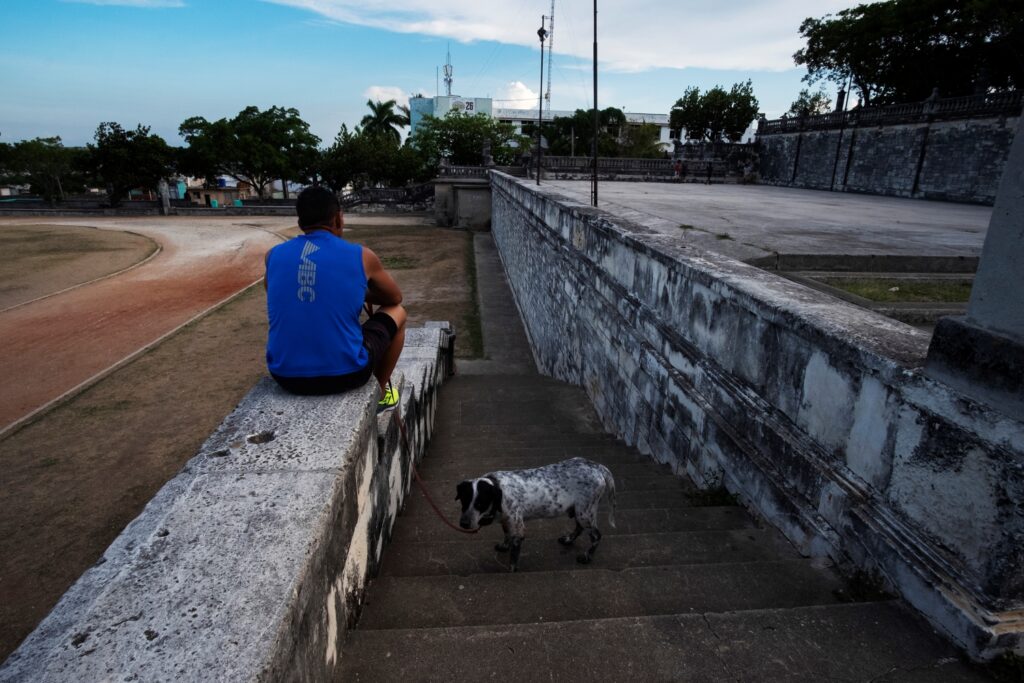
[0,224,156,310]
[819,278,973,303]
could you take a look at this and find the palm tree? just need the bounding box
[360,100,408,144]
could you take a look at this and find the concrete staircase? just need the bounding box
[336,236,985,681]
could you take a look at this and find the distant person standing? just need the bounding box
[264,186,406,412]
[705,161,713,185]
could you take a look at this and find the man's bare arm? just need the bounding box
[363,247,403,306]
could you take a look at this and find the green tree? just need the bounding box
[0,137,87,204]
[794,0,1024,106]
[538,107,626,157]
[86,123,175,207]
[178,106,320,199]
[320,124,359,192]
[788,88,834,117]
[409,112,526,168]
[618,123,663,158]
[0,141,11,179]
[320,125,427,191]
[360,100,409,145]
[670,82,759,143]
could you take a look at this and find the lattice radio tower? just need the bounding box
[443,44,454,96]
[544,0,555,117]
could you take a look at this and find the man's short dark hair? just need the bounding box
[296,186,340,228]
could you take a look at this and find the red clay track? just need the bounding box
[0,218,284,430]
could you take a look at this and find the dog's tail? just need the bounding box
[600,465,617,529]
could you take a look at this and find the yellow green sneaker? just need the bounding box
[377,384,400,413]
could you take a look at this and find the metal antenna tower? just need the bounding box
[544,0,555,117]
[443,44,454,96]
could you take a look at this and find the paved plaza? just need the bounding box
[545,181,993,261]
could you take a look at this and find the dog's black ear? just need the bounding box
[455,480,472,503]
[475,478,502,512]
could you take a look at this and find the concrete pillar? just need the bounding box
[926,115,1024,419]
[157,179,170,216]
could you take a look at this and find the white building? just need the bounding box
[409,95,494,135]
[408,96,675,153]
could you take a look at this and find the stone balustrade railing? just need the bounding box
[758,91,1023,135]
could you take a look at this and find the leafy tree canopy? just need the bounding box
[533,107,636,157]
[794,0,1024,106]
[616,123,663,159]
[409,112,526,168]
[670,82,759,143]
[320,125,427,191]
[0,137,87,203]
[788,88,834,117]
[359,99,409,145]
[86,123,174,207]
[178,106,320,199]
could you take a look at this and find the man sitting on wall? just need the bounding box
[264,186,406,412]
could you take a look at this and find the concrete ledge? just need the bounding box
[0,324,453,682]
[489,172,1023,659]
[926,316,1024,422]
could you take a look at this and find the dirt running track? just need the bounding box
[0,218,285,430]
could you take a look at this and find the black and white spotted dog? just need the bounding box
[455,457,617,572]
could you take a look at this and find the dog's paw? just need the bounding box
[509,564,519,573]
[494,542,510,552]
[557,535,575,547]
[576,553,592,565]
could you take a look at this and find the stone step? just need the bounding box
[437,406,601,431]
[378,529,799,577]
[424,440,634,456]
[428,424,607,443]
[413,462,688,489]
[437,373,594,398]
[417,451,646,475]
[429,429,626,442]
[339,602,986,681]
[390,506,755,544]
[420,443,647,464]
[357,560,846,630]
[401,484,699,522]
[411,471,692,491]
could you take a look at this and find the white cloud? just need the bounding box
[362,86,409,108]
[62,0,185,6]
[495,81,539,107]
[262,0,861,72]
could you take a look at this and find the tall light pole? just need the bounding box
[591,0,598,206]
[537,17,548,186]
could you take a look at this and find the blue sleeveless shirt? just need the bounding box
[265,231,368,377]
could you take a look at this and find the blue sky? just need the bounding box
[0,0,861,146]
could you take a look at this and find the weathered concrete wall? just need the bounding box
[0,325,453,682]
[757,115,1019,204]
[433,178,491,230]
[490,172,1023,659]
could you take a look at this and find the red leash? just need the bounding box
[368,301,477,535]
[391,404,479,535]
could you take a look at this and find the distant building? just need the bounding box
[408,96,675,153]
[185,177,257,207]
[0,185,28,197]
[409,95,494,135]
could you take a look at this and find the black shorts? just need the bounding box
[271,311,399,396]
